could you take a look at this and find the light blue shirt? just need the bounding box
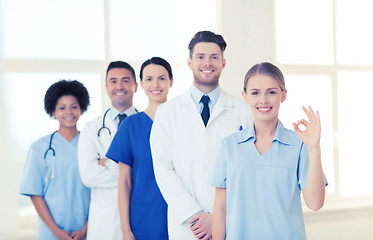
[110,106,138,126]
[20,133,90,240]
[208,120,327,240]
[190,84,221,115]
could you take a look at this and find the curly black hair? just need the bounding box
[44,80,90,116]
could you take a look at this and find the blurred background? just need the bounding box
[0,0,372,239]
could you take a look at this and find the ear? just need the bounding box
[222,58,226,69]
[281,89,287,102]
[134,83,138,93]
[187,57,192,70]
[169,78,174,88]
[242,90,249,104]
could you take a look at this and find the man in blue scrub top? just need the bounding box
[150,31,253,240]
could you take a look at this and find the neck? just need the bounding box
[57,127,79,142]
[193,82,218,94]
[254,118,278,138]
[144,99,165,120]
[113,102,132,113]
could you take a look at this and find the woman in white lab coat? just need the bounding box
[20,80,91,240]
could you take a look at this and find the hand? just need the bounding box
[122,231,136,240]
[52,228,73,240]
[98,158,108,167]
[293,106,321,148]
[188,212,212,240]
[70,228,87,240]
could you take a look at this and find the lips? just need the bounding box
[201,69,214,74]
[151,90,162,94]
[257,107,272,112]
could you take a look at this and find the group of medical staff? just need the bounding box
[20,30,327,240]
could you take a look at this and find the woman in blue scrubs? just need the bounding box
[209,62,327,240]
[106,57,173,240]
[20,80,91,240]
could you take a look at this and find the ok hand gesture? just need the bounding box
[293,106,321,148]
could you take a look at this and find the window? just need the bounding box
[275,0,373,200]
[0,0,217,234]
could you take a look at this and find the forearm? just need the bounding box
[118,163,133,236]
[212,188,226,240]
[303,146,325,211]
[30,195,60,234]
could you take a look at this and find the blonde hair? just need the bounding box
[243,62,285,92]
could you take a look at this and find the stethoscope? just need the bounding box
[97,108,139,137]
[43,131,57,182]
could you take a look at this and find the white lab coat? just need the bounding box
[78,107,136,240]
[150,89,253,240]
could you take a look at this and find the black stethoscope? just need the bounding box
[43,131,57,182]
[97,108,139,137]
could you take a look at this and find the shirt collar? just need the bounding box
[109,106,137,121]
[190,84,221,105]
[237,120,292,145]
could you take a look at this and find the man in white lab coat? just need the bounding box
[150,31,253,240]
[78,61,138,240]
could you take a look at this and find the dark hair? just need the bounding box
[188,31,227,58]
[140,57,173,80]
[106,61,137,83]
[44,80,90,116]
[243,62,285,93]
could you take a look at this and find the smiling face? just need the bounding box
[53,95,82,130]
[188,42,226,93]
[106,67,138,112]
[243,74,287,124]
[141,64,173,104]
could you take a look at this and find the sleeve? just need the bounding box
[207,139,228,188]
[78,121,119,188]
[106,118,133,167]
[298,143,328,190]
[19,142,45,196]
[150,105,203,224]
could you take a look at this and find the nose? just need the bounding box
[202,57,212,66]
[152,79,160,87]
[116,81,125,89]
[259,93,268,104]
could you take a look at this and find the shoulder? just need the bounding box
[277,121,304,147]
[160,91,189,109]
[28,133,53,153]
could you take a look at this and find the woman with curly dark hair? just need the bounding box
[20,80,91,240]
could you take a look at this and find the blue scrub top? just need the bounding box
[208,120,327,240]
[20,132,90,240]
[106,112,168,240]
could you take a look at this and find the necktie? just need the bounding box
[200,95,210,127]
[118,113,127,127]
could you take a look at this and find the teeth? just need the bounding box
[258,107,271,111]
[152,90,161,94]
[115,92,124,95]
[202,70,213,73]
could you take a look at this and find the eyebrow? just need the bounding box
[250,87,279,91]
[109,76,130,80]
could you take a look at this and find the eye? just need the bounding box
[145,77,152,81]
[198,55,203,60]
[59,106,65,110]
[110,80,116,84]
[212,56,218,60]
[72,105,78,109]
[251,91,259,96]
[268,91,277,95]
[160,77,166,81]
